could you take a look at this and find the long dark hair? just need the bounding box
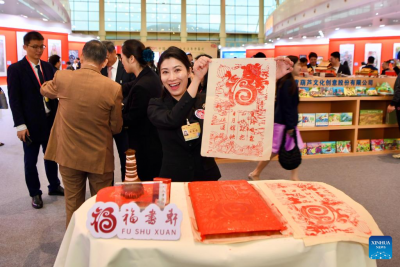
[122,39,147,68]
[157,46,192,99]
[276,55,299,96]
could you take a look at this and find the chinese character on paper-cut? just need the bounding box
[368,80,373,86]
[300,80,305,86]
[165,208,178,226]
[145,209,157,225]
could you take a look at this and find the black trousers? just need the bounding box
[23,138,60,197]
[113,128,129,181]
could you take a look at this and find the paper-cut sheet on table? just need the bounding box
[201,59,276,161]
[258,181,383,246]
[188,180,285,241]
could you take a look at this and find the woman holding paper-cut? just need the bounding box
[249,55,304,181]
[148,47,294,182]
[147,47,220,182]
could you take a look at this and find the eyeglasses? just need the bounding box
[28,45,46,50]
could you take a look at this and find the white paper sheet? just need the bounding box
[201,58,276,161]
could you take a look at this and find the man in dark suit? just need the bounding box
[101,41,135,181]
[362,56,378,71]
[7,31,64,209]
[329,51,351,75]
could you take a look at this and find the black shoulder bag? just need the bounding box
[278,128,302,170]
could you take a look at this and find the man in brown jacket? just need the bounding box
[41,40,123,226]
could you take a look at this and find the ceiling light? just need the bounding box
[242,44,245,46]
[356,26,361,29]
[42,18,48,21]
[317,36,321,38]
[335,28,340,30]
[218,45,221,49]
[318,30,324,37]
[277,38,280,40]
[380,24,385,27]
[289,37,293,39]
[302,36,307,39]
[21,15,27,18]
[376,13,379,15]
[0,0,5,4]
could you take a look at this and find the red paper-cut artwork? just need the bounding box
[201,59,276,160]
[188,180,284,241]
[265,182,373,238]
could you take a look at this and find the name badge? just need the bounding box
[181,122,201,141]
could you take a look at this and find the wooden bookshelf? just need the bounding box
[298,94,400,157]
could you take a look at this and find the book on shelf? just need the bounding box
[321,141,336,154]
[383,139,400,150]
[359,110,383,125]
[356,87,367,96]
[298,113,303,126]
[340,112,353,126]
[299,87,310,97]
[329,113,341,126]
[336,141,351,153]
[371,139,384,151]
[320,87,334,97]
[302,113,315,127]
[306,142,322,155]
[332,87,345,96]
[356,140,370,152]
[344,87,356,96]
[315,113,329,127]
[309,87,321,97]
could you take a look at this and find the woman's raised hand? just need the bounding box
[193,56,212,82]
[275,56,294,80]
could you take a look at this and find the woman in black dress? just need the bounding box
[147,47,221,182]
[121,39,163,181]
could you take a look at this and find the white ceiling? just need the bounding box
[0,0,70,23]
[265,0,400,41]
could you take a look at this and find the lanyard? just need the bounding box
[27,56,45,86]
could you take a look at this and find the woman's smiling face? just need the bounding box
[160,57,190,100]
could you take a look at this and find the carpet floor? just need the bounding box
[0,86,398,267]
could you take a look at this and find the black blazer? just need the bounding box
[337,64,351,75]
[274,80,299,130]
[307,63,318,69]
[101,60,135,99]
[148,91,221,182]
[7,57,58,142]
[123,66,163,180]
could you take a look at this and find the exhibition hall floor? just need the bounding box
[0,87,398,267]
